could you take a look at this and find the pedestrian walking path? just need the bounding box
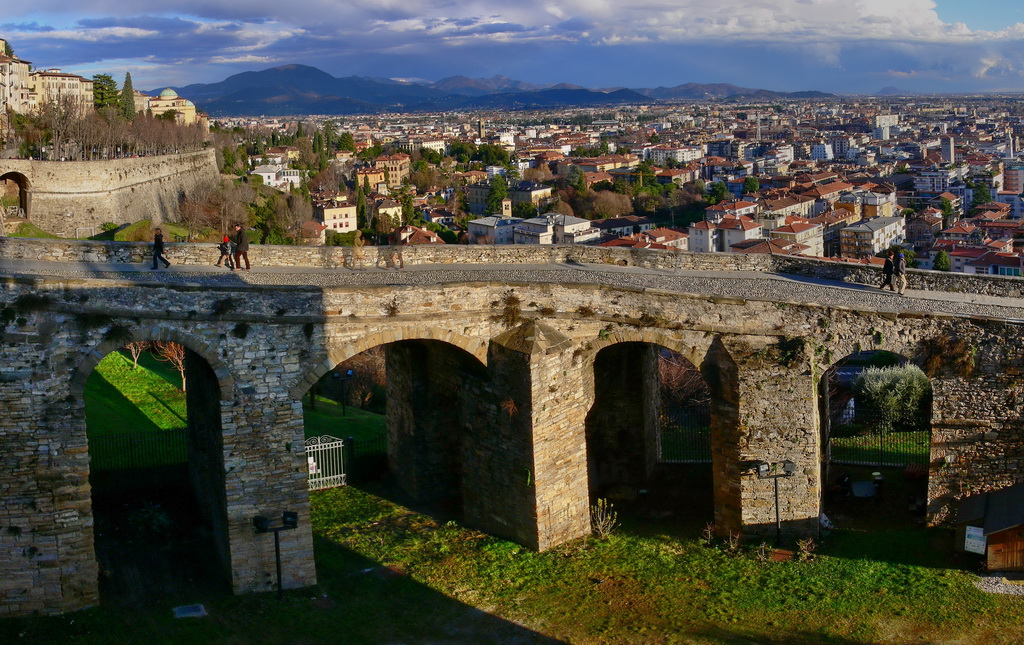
[2,257,1024,322]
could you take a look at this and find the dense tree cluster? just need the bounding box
[10,95,206,161]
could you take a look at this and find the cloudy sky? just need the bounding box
[4,1,1024,94]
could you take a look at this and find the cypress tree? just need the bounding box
[120,73,136,120]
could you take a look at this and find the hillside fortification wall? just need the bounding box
[0,150,218,237]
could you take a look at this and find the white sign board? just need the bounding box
[965,526,986,555]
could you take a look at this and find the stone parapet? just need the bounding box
[3,238,1022,299]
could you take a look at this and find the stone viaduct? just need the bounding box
[0,150,218,237]
[1,241,1023,616]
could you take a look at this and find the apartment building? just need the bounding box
[839,216,906,258]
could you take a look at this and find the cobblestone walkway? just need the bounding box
[3,258,1024,322]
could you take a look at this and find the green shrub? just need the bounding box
[853,364,931,434]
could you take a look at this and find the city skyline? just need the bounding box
[4,1,1024,95]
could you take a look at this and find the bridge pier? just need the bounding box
[461,322,591,551]
[710,337,822,540]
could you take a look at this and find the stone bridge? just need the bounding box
[1,241,1023,616]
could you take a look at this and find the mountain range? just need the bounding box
[153,64,833,116]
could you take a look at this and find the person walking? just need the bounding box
[215,235,234,268]
[880,249,895,291]
[232,223,251,271]
[151,227,171,270]
[894,249,908,295]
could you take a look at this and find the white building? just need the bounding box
[313,200,357,233]
[468,216,522,244]
[810,144,834,162]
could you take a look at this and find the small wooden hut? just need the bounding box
[956,482,1024,572]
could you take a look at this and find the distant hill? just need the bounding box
[153,64,832,116]
[429,75,551,96]
[875,86,919,97]
[639,82,833,100]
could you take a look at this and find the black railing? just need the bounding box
[89,429,188,470]
[658,403,712,463]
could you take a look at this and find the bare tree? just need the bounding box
[154,341,187,392]
[659,351,709,407]
[124,340,151,369]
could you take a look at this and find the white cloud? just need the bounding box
[7,0,1024,91]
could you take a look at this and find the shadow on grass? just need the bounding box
[147,390,187,425]
[687,626,880,644]
[84,369,162,434]
[0,536,566,644]
[313,537,565,644]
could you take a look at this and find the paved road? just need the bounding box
[2,258,1024,322]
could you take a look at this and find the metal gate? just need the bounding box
[657,402,712,463]
[305,435,347,490]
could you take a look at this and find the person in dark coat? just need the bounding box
[232,223,251,271]
[151,227,171,270]
[880,249,895,291]
[894,250,908,295]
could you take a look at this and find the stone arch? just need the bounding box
[578,329,711,407]
[69,325,235,401]
[288,324,487,399]
[580,328,718,506]
[0,170,31,219]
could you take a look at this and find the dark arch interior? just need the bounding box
[819,350,932,530]
[585,342,713,534]
[84,343,230,605]
[302,339,489,520]
[0,171,29,219]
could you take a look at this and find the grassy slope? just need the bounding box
[11,222,60,238]
[302,395,387,442]
[4,486,1024,643]
[84,350,186,435]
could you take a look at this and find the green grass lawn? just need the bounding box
[85,350,186,434]
[11,221,60,238]
[85,350,188,469]
[302,395,387,443]
[4,485,1024,644]
[831,430,929,466]
[112,219,189,242]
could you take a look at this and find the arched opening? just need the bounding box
[84,341,231,603]
[0,170,30,222]
[301,339,489,518]
[585,342,713,533]
[819,350,932,529]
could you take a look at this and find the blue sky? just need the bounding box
[4,1,1024,95]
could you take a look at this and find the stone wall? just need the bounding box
[1,271,1022,616]
[3,237,1022,299]
[0,151,218,237]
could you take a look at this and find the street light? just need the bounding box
[332,369,355,416]
[749,459,798,546]
[253,511,300,600]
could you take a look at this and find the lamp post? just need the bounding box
[332,369,355,416]
[751,460,797,546]
[253,511,299,600]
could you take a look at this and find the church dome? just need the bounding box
[158,88,179,98]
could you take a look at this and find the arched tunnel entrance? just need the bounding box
[819,350,932,531]
[84,341,230,604]
[585,342,714,534]
[0,170,30,224]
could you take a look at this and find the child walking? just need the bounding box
[215,235,234,268]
